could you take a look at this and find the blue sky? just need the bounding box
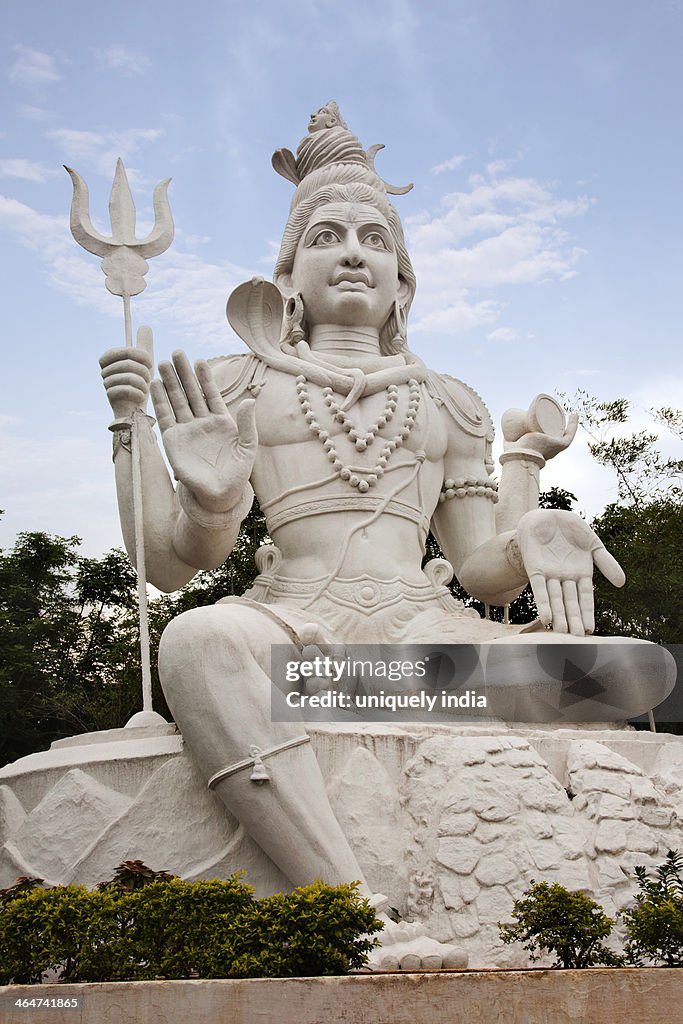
[2,0,682,555]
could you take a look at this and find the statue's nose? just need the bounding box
[341,233,365,266]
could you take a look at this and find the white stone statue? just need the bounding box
[97,102,675,968]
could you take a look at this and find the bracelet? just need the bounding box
[438,476,499,503]
[178,480,254,530]
[108,412,156,433]
[499,449,545,469]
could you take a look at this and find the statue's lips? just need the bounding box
[331,272,373,289]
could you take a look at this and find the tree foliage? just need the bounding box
[561,390,683,506]
[561,392,683,643]
[0,504,269,767]
[622,850,683,967]
[0,529,148,765]
[591,498,683,642]
[498,881,622,968]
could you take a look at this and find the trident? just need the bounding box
[66,159,174,727]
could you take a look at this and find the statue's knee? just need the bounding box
[158,604,269,684]
[160,606,229,664]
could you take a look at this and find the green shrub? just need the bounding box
[110,877,257,980]
[222,881,381,978]
[0,886,122,984]
[499,881,623,968]
[0,869,382,983]
[622,850,683,966]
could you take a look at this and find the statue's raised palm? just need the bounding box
[151,351,257,513]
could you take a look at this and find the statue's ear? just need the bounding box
[275,271,294,295]
[397,275,411,305]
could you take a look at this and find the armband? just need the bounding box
[110,413,156,462]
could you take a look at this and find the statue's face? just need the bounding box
[308,106,334,132]
[287,202,406,330]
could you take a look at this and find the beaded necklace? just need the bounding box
[295,374,421,492]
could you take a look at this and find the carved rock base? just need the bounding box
[2,722,683,968]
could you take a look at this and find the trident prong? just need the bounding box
[66,159,174,337]
[66,158,173,257]
[65,158,174,727]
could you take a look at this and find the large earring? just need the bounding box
[280,292,306,351]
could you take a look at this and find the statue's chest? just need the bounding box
[253,376,446,460]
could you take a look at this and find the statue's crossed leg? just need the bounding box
[158,602,466,970]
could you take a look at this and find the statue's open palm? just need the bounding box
[516,509,625,635]
[150,351,257,513]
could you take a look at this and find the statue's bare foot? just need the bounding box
[366,919,468,971]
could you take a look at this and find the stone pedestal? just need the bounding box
[2,722,683,968]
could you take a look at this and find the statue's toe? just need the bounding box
[367,928,468,972]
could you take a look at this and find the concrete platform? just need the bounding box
[1,969,681,1024]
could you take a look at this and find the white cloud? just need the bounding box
[0,159,58,183]
[0,416,121,556]
[17,104,52,121]
[487,327,520,343]
[412,292,501,335]
[48,127,163,180]
[0,194,254,351]
[406,165,593,336]
[256,239,280,269]
[430,154,468,175]
[9,45,61,87]
[93,45,152,77]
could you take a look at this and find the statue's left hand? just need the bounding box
[516,509,625,635]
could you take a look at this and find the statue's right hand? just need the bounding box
[150,350,258,513]
[100,326,154,422]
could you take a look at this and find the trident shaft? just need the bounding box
[66,159,174,724]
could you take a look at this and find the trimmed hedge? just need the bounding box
[0,873,382,984]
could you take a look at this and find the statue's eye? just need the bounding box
[311,229,340,246]
[363,232,388,250]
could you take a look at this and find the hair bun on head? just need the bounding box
[272,100,412,207]
[271,102,417,357]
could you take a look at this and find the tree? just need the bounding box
[0,504,269,767]
[562,392,683,643]
[591,498,682,642]
[0,529,157,765]
[0,529,83,764]
[562,390,682,506]
[622,850,683,967]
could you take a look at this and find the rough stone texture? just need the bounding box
[1,971,680,1024]
[328,745,410,909]
[564,738,683,919]
[2,723,682,968]
[67,755,290,894]
[12,769,130,883]
[0,786,26,843]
